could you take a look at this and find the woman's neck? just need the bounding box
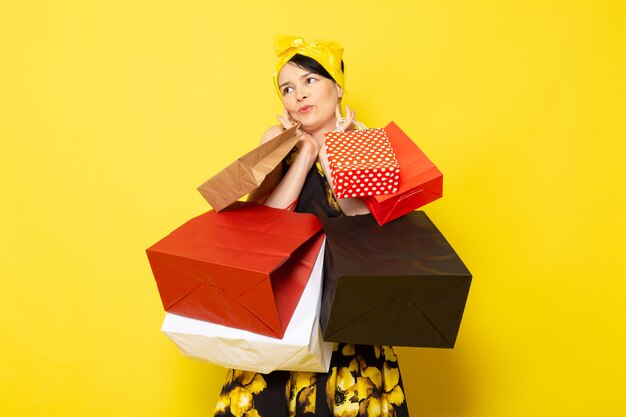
[301,118,338,145]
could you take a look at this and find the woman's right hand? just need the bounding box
[254,110,319,210]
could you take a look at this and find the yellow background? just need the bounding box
[1,0,625,416]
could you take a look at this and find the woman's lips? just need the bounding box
[298,105,313,113]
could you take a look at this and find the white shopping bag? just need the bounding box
[161,240,333,373]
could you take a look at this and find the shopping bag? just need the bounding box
[361,122,443,225]
[197,124,299,211]
[161,241,333,373]
[146,201,324,338]
[324,128,400,199]
[318,208,471,348]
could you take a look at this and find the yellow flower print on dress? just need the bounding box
[383,346,397,362]
[323,346,407,416]
[359,396,382,416]
[286,372,316,417]
[214,370,267,417]
[362,367,382,391]
[325,365,359,416]
[342,344,356,356]
[374,345,382,359]
[382,361,405,410]
[213,344,409,416]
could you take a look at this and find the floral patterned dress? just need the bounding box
[213,156,410,417]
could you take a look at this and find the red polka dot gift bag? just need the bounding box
[324,128,400,199]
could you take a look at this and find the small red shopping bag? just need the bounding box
[146,202,324,338]
[361,122,443,225]
[324,128,400,199]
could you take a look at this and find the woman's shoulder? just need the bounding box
[260,124,285,144]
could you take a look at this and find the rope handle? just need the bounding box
[335,118,369,132]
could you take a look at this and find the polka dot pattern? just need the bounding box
[324,128,400,199]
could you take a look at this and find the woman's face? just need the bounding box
[278,62,342,133]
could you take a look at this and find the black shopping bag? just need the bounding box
[318,209,472,348]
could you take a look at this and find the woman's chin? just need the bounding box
[298,116,336,134]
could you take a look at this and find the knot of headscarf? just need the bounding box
[273,35,345,99]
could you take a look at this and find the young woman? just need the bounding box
[213,36,409,417]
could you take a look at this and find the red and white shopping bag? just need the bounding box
[324,129,400,199]
[361,122,443,225]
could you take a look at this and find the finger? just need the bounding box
[347,106,357,129]
[349,105,356,120]
[276,114,292,130]
[341,120,355,131]
[345,105,356,122]
[340,109,355,131]
[284,108,295,124]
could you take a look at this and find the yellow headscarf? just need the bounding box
[273,35,345,99]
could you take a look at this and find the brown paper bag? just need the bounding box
[197,124,299,211]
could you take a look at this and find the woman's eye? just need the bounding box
[282,86,294,95]
[306,77,317,84]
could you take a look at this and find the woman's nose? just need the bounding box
[297,89,308,101]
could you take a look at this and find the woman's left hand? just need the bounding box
[336,104,356,131]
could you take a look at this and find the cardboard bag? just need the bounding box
[361,122,443,225]
[318,208,471,348]
[161,241,333,374]
[197,125,299,211]
[146,202,324,338]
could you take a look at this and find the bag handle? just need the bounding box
[335,118,369,132]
